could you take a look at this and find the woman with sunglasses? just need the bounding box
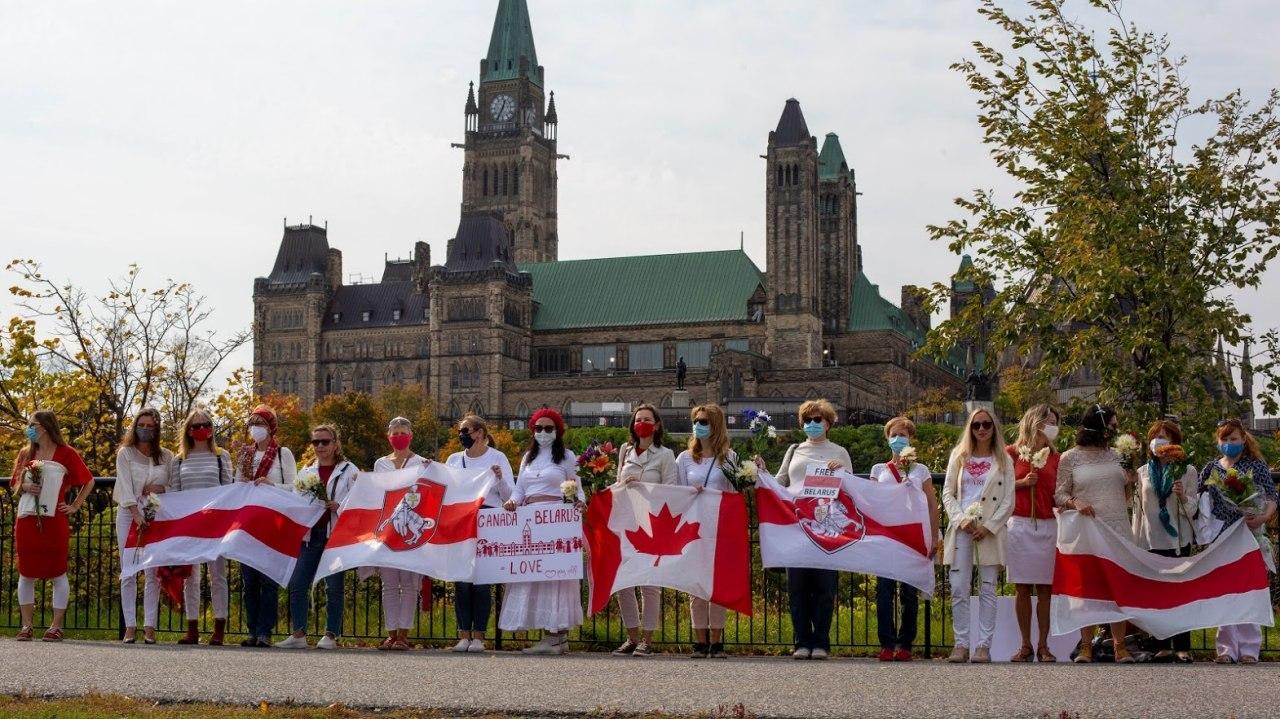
[277,424,359,650]
[500,408,584,655]
[1197,418,1276,664]
[444,414,514,653]
[1005,404,1061,663]
[171,409,232,645]
[1054,404,1134,663]
[115,406,173,644]
[941,408,1014,663]
[755,398,851,660]
[372,416,430,650]
[676,404,737,659]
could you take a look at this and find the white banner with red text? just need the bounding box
[755,465,936,596]
[473,504,584,584]
[121,483,325,586]
[1051,511,1273,639]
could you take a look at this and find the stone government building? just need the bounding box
[253,0,973,427]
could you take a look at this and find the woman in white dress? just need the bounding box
[371,416,429,650]
[1054,404,1135,663]
[114,406,173,644]
[1004,404,1061,662]
[500,408,583,655]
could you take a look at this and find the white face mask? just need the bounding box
[534,431,556,448]
[249,425,269,444]
[1041,424,1059,442]
[1150,437,1170,455]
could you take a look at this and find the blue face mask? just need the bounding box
[803,421,825,439]
[692,422,711,439]
[24,426,39,443]
[1219,442,1245,459]
[888,436,911,455]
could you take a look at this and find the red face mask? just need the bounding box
[190,427,213,442]
[389,434,412,452]
[633,421,656,439]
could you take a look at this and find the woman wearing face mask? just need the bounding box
[11,411,94,643]
[942,408,1014,663]
[277,424,359,650]
[868,416,939,662]
[754,399,851,660]
[610,403,678,657]
[1132,418,1198,663]
[444,414,513,653]
[234,404,297,648]
[1054,403,1134,663]
[676,404,737,659]
[171,409,232,645]
[114,406,173,644]
[372,416,430,650]
[1197,418,1276,664]
[1005,404,1061,663]
[500,408,584,655]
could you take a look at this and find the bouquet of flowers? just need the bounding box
[1205,465,1258,508]
[135,493,162,562]
[1150,443,1191,543]
[963,502,984,565]
[1112,433,1141,471]
[293,468,328,503]
[21,460,45,531]
[895,446,918,474]
[719,454,759,492]
[575,440,616,497]
[742,409,777,457]
[1015,444,1052,527]
[560,480,578,504]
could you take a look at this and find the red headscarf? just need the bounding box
[529,408,565,435]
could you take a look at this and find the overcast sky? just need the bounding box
[2,1,1277,407]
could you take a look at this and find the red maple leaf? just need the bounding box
[624,504,701,566]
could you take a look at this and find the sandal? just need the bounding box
[42,627,63,642]
[1009,645,1034,662]
[1214,654,1235,664]
[391,638,412,651]
[1036,646,1057,663]
[1173,652,1194,664]
[1240,655,1259,665]
[16,626,33,642]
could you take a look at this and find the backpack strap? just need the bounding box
[777,444,798,486]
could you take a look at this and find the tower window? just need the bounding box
[392,309,401,321]
[483,167,488,196]
[513,166,519,194]
[361,311,371,322]
[503,168,509,195]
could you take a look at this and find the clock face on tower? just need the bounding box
[489,94,515,122]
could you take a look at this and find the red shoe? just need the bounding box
[16,626,33,642]
[878,648,894,662]
[42,628,63,642]
[894,648,913,662]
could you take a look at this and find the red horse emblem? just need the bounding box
[374,478,445,551]
[794,475,865,554]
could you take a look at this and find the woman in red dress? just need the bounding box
[10,410,94,641]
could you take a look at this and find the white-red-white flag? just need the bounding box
[316,463,492,583]
[1051,511,1273,638]
[585,483,751,615]
[122,483,325,586]
[755,465,935,596]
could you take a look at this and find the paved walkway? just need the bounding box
[0,640,1275,718]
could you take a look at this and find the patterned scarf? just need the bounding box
[240,440,279,482]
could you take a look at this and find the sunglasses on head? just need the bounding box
[534,425,557,434]
[190,422,212,430]
[972,421,994,430]
[693,419,710,427]
[1217,418,1244,428]
[310,438,333,447]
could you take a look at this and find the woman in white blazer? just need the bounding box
[942,408,1014,663]
[610,403,678,657]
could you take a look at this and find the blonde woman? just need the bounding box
[444,414,514,652]
[1005,404,1061,662]
[675,404,738,659]
[114,406,173,644]
[942,408,1014,663]
[372,416,429,650]
[171,408,232,645]
[611,403,678,657]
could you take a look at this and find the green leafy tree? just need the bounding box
[920,0,1280,431]
[311,392,386,470]
[376,383,442,461]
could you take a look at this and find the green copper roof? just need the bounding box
[848,271,923,341]
[952,254,976,292]
[482,0,542,87]
[520,250,765,331]
[818,133,851,181]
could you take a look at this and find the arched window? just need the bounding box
[791,164,799,186]
[450,362,459,389]
[776,165,783,187]
[502,167,509,195]
[513,165,520,195]
[483,167,488,196]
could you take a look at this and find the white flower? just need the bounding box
[1031,447,1051,469]
[899,447,918,466]
[1112,434,1139,456]
[560,480,577,502]
[963,502,983,522]
[767,426,778,439]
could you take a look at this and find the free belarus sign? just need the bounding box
[474,504,584,584]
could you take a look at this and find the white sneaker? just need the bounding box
[792,647,811,660]
[274,634,309,649]
[451,638,471,653]
[521,637,552,654]
[525,635,566,655]
[316,634,338,650]
[467,638,487,653]
[810,648,829,660]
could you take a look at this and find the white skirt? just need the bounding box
[499,579,583,633]
[1005,516,1056,586]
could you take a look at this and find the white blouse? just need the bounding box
[446,447,514,507]
[869,461,933,492]
[512,449,581,505]
[675,449,738,492]
[114,446,174,508]
[373,454,427,473]
[234,446,297,486]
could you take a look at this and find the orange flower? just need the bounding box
[588,454,611,474]
[1154,444,1187,463]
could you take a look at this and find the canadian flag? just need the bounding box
[756,465,935,595]
[585,483,751,615]
[122,483,325,586]
[316,463,492,583]
[1052,512,1273,638]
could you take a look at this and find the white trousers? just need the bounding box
[1216,624,1262,661]
[689,597,727,630]
[616,586,661,631]
[183,559,229,620]
[17,575,69,610]
[949,531,999,649]
[380,568,419,631]
[116,511,159,628]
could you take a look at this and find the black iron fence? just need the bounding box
[2,477,1276,656]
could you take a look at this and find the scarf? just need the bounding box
[1147,458,1178,538]
[240,440,279,482]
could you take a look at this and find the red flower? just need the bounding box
[1226,476,1246,495]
